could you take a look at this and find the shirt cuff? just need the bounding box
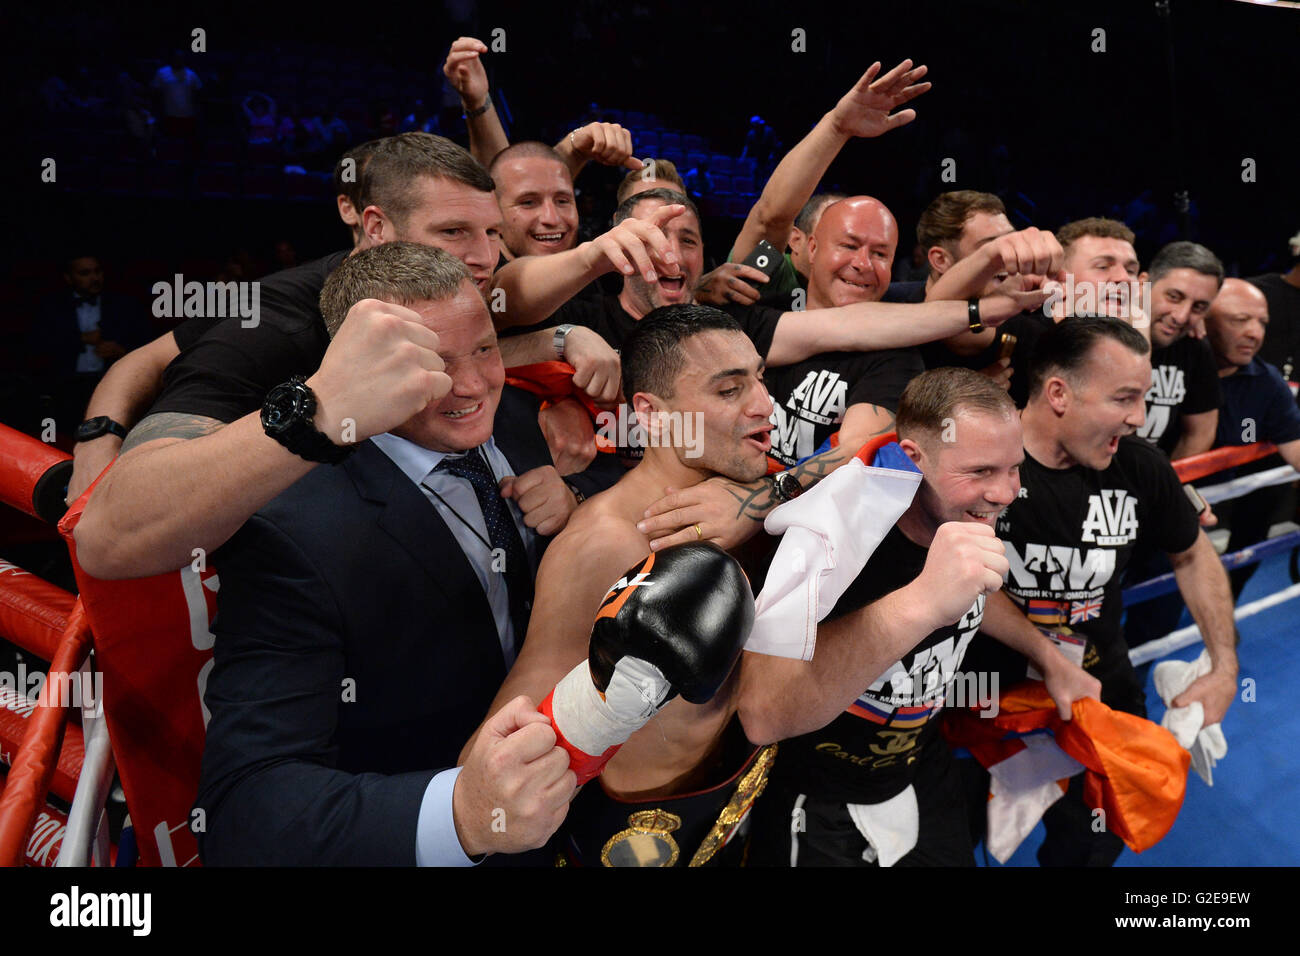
[415,768,479,867]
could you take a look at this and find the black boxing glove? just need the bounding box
[538,543,754,784]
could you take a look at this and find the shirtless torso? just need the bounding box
[480,464,738,799]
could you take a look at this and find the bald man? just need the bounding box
[759,196,925,467]
[1205,278,1300,596]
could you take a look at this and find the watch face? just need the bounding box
[76,416,108,440]
[263,383,309,435]
[775,472,803,501]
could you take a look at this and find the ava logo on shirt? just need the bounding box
[769,404,816,462]
[1139,364,1185,441]
[1080,490,1139,545]
[870,593,984,704]
[1146,365,1187,407]
[788,369,847,426]
[1005,542,1116,594]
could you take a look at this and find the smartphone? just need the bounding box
[740,239,784,280]
[1183,484,1208,516]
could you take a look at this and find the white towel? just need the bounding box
[1154,649,1228,786]
[748,452,921,660]
[845,785,920,867]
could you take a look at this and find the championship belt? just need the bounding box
[558,739,778,867]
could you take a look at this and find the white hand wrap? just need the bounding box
[549,656,671,757]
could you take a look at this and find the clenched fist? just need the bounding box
[500,465,578,536]
[453,696,576,857]
[909,521,1008,632]
[306,298,452,444]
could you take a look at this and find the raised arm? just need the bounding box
[927,227,1063,356]
[489,204,684,328]
[443,37,509,167]
[73,300,451,579]
[765,289,1042,367]
[730,59,930,264]
[554,122,643,181]
[738,521,1007,744]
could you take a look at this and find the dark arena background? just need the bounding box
[0,0,1297,934]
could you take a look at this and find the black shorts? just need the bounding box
[748,742,975,867]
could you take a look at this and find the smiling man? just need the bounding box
[962,316,1238,866]
[74,132,624,579]
[197,243,580,865]
[760,196,924,468]
[490,142,581,259]
[743,367,1099,867]
[1136,241,1224,459]
[470,304,783,865]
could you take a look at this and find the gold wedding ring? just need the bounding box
[694,523,703,540]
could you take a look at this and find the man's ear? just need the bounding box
[1137,270,1149,284]
[360,205,389,246]
[805,232,818,264]
[787,227,806,257]
[631,391,664,436]
[337,195,358,227]
[927,244,954,277]
[1045,376,1071,415]
[898,436,925,468]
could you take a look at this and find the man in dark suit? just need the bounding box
[195,242,578,865]
[27,254,151,436]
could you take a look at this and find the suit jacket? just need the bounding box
[30,291,152,375]
[195,386,554,865]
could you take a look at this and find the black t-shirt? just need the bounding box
[964,437,1198,699]
[883,279,926,304]
[1139,337,1221,456]
[920,310,1052,409]
[152,251,349,423]
[1247,273,1300,380]
[771,525,986,803]
[762,347,923,467]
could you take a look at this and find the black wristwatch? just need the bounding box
[967,297,984,333]
[768,471,804,503]
[76,416,129,443]
[261,377,354,464]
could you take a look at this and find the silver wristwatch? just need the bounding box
[553,324,576,360]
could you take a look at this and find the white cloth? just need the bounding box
[1154,649,1228,786]
[984,733,1086,863]
[550,657,669,756]
[749,455,921,660]
[844,785,919,867]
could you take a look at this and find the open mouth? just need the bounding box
[658,274,687,297]
[444,402,483,421]
[744,425,773,454]
[1106,435,1121,453]
[530,231,567,248]
[965,509,999,523]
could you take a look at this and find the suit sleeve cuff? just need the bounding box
[415,768,480,867]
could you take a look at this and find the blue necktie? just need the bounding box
[433,450,534,647]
